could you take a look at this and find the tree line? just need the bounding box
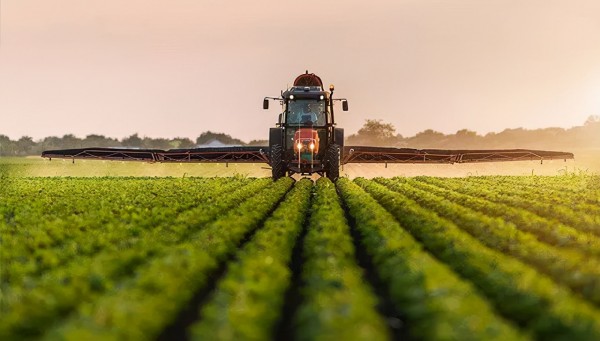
[347,116,600,150]
[0,131,268,156]
[1,116,599,156]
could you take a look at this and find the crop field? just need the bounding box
[2,174,600,340]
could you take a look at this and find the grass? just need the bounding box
[0,157,271,178]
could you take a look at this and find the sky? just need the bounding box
[1,0,600,142]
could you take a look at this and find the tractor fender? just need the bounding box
[269,127,283,148]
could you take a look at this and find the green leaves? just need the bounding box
[294,178,389,341]
[376,177,600,305]
[3,174,600,340]
[337,178,528,341]
[357,177,600,340]
[190,179,312,340]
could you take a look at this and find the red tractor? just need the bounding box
[263,71,348,180]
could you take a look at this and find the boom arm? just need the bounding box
[341,146,574,164]
[42,146,573,165]
[42,147,270,163]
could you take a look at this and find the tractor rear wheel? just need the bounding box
[326,144,340,181]
[270,144,286,180]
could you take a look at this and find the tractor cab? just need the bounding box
[283,88,329,167]
[281,74,332,172]
[286,100,327,126]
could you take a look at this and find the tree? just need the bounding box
[581,116,600,145]
[357,119,396,139]
[0,135,16,156]
[122,133,144,148]
[448,129,481,148]
[82,134,120,148]
[585,115,600,126]
[346,119,400,146]
[41,136,64,151]
[408,129,446,148]
[169,137,195,149]
[142,137,170,149]
[493,128,529,148]
[196,131,245,146]
[16,136,36,155]
[455,129,477,138]
[60,134,82,149]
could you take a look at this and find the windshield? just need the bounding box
[286,99,326,126]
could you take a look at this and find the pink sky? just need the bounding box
[1,0,600,142]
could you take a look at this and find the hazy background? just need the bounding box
[2,0,600,142]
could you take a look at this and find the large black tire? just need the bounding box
[325,144,340,182]
[270,144,286,180]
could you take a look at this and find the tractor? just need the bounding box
[263,72,348,180]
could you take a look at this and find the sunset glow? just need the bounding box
[1,0,599,141]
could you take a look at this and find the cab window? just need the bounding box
[287,99,326,126]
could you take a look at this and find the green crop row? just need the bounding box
[356,178,600,340]
[41,177,294,340]
[467,175,600,206]
[435,177,600,237]
[190,178,313,340]
[336,178,528,340]
[0,178,274,339]
[293,178,389,341]
[464,176,600,217]
[1,177,223,242]
[376,177,600,305]
[2,178,269,297]
[410,176,600,257]
[1,177,250,282]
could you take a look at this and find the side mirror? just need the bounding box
[278,113,283,124]
[263,99,269,110]
[342,100,349,111]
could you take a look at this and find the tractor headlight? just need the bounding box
[319,95,324,100]
[296,142,303,150]
[309,143,315,150]
[289,95,294,100]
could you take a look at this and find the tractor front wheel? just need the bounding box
[270,144,286,180]
[325,144,340,181]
